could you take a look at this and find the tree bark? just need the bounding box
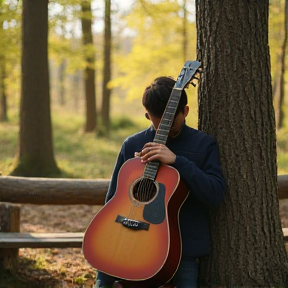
[196,0,288,286]
[182,0,188,62]
[101,0,112,135]
[0,58,7,122]
[11,0,60,177]
[58,59,66,106]
[0,15,7,122]
[81,0,97,133]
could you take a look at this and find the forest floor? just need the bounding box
[1,204,101,288]
[1,200,288,288]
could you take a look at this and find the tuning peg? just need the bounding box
[196,69,203,74]
[190,82,196,87]
[193,76,199,80]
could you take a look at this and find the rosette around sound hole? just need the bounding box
[132,178,158,203]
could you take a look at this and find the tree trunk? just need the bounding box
[101,0,112,135]
[0,14,7,122]
[81,0,97,133]
[11,0,60,177]
[182,0,187,62]
[0,58,7,122]
[196,0,288,286]
[58,59,66,106]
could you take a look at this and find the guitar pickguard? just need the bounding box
[143,183,166,224]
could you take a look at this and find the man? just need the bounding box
[95,76,225,288]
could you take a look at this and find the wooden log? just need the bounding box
[0,175,287,205]
[0,203,20,270]
[278,175,288,200]
[0,176,109,205]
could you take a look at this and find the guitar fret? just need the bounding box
[144,161,160,180]
[156,129,169,135]
[154,139,165,145]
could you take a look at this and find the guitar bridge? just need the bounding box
[115,215,150,231]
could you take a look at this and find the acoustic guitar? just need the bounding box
[83,60,201,286]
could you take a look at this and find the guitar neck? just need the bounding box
[143,88,182,181]
[142,60,200,181]
[153,88,182,145]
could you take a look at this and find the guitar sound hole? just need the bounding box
[132,178,157,203]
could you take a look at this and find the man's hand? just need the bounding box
[134,142,176,165]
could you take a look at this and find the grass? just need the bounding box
[0,106,148,178]
[0,104,287,177]
[277,128,288,175]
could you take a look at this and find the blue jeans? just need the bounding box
[95,257,198,288]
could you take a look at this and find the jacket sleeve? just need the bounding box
[173,140,225,208]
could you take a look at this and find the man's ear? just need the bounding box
[184,106,189,117]
[145,112,150,120]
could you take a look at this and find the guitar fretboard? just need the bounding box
[143,88,182,180]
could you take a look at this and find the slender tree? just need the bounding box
[101,0,112,135]
[58,59,66,106]
[182,0,188,62]
[196,0,288,286]
[81,0,97,133]
[11,0,60,177]
[0,57,7,122]
[0,13,7,122]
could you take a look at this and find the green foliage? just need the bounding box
[73,276,85,284]
[32,256,47,270]
[0,0,21,106]
[0,105,287,178]
[277,127,288,174]
[110,0,197,102]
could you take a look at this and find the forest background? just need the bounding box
[0,0,287,177]
[0,0,288,287]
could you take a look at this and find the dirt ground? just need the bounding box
[17,204,101,288]
[5,200,288,287]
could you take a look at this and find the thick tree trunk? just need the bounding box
[81,0,97,133]
[101,0,112,135]
[11,0,60,177]
[196,0,288,286]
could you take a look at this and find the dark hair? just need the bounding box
[142,76,187,118]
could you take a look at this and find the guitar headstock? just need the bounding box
[174,60,201,90]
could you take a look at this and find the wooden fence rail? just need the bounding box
[0,174,288,270]
[0,176,109,205]
[0,174,288,205]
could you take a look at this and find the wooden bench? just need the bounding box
[0,229,287,249]
[0,232,84,248]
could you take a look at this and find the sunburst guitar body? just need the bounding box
[82,157,189,285]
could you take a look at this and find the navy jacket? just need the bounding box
[105,123,225,258]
